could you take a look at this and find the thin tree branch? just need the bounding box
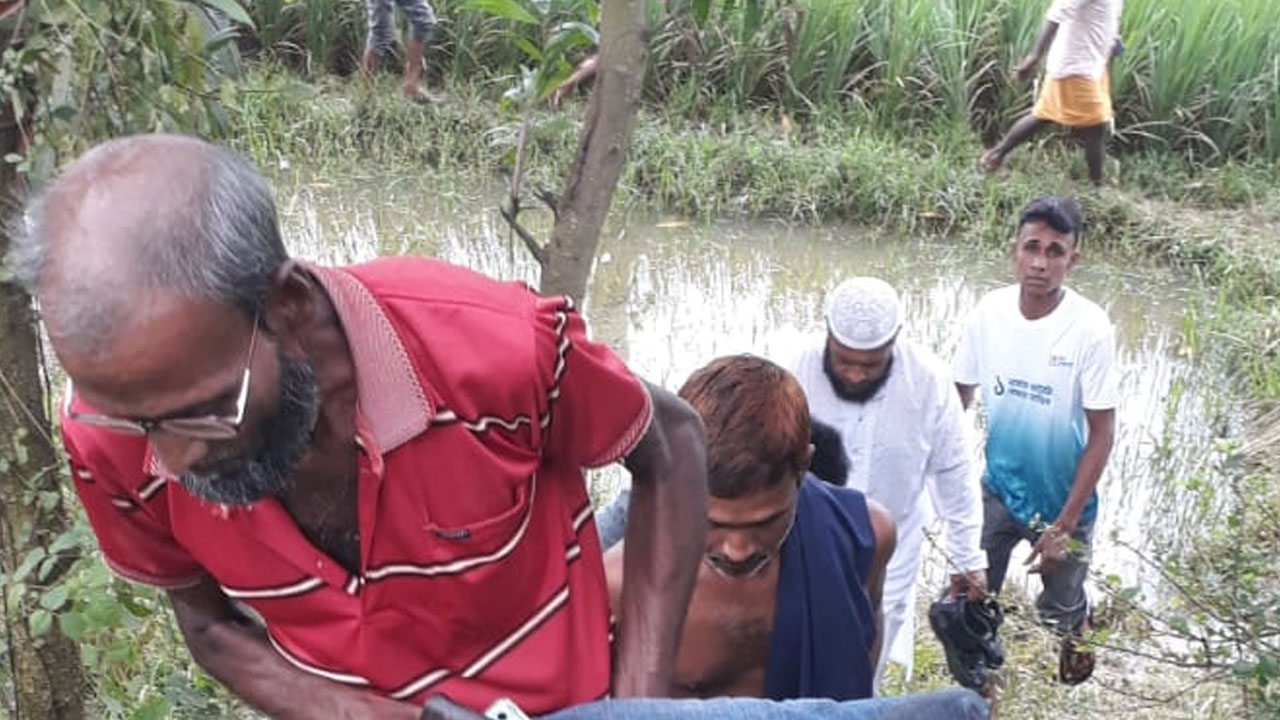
[533,185,559,218]
[1112,537,1239,629]
[0,366,57,450]
[499,204,548,267]
[510,114,529,204]
[1095,667,1234,709]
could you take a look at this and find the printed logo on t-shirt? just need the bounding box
[998,376,1054,407]
[1049,354,1075,368]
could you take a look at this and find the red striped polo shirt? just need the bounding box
[61,257,652,713]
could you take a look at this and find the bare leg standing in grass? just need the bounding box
[363,0,439,102]
[981,0,1123,185]
[1074,123,1110,186]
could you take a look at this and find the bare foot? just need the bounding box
[979,148,1004,173]
[404,85,444,105]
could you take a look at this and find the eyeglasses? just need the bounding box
[63,317,260,440]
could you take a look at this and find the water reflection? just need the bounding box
[276,170,1233,602]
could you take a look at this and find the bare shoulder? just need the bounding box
[866,498,897,561]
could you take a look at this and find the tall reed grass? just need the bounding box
[243,0,1280,162]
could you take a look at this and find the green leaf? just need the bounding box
[461,0,539,25]
[38,490,60,511]
[37,553,61,582]
[219,78,237,108]
[742,0,763,37]
[47,530,80,557]
[6,580,25,610]
[87,596,124,628]
[13,547,45,583]
[58,611,88,640]
[584,0,598,26]
[534,62,575,103]
[29,608,51,637]
[129,696,172,720]
[510,36,543,62]
[196,0,255,30]
[104,640,132,665]
[1234,660,1258,677]
[550,21,599,48]
[692,0,711,26]
[39,585,69,611]
[1261,654,1280,679]
[543,24,597,65]
[118,592,154,619]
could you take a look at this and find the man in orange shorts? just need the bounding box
[981,0,1123,185]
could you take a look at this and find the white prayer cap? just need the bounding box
[825,277,902,350]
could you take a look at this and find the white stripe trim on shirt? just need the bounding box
[538,305,573,434]
[460,584,570,679]
[344,575,362,596]
[363,473,538,582]
[572,503,593,532]
[221,577,325,600]
[268,634,371,686]
[388,668,453,700]
[137,475,168,501]
[387,583,571,699]
[109,496,137,511]
[432,409,535,434]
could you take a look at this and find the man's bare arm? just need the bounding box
[550,54,598,108]
[865,499,897,668]
[168,579,424,720]
[1027,408,1116,572]
[1014,20,1061,80]
[614,382,708,698]
[1054,408,1115,534]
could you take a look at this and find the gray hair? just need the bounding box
[7,138,288,353]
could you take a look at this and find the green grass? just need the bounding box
[232,70,1280,403]
[242,0,1280,162]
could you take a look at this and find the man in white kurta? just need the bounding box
[789,277,987,686]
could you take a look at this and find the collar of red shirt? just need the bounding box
[144,262,432,476]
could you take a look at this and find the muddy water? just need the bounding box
[277,169,1234,603]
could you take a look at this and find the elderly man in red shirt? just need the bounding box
[11,134,708,719]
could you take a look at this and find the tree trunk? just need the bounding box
[0,54,87,720]
[540,0,649,307]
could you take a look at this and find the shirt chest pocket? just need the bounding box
[423,475,531,555]
[380,429,540,566]
[365,447,554,647]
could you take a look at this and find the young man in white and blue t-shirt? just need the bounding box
[953,196,1118,686]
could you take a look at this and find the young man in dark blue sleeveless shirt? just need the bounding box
[607,355,894,699]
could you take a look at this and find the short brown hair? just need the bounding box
[678,355,811,499]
